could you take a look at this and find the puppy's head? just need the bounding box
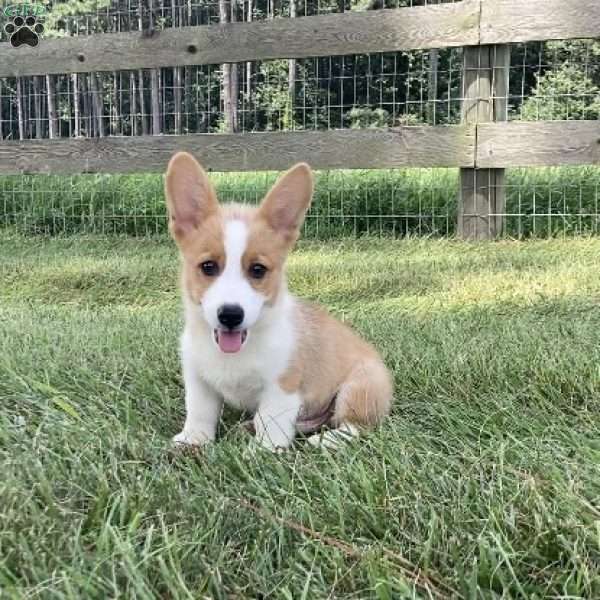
[165,152,313,354]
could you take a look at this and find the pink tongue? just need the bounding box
[218,330,243,353]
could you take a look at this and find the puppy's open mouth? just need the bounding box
[213,329,248,354]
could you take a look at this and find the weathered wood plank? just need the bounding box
[0,126,475,174]
[458,45,510,240]
[0,3,480,77]
[477,121,600,168]
[481,0,600,45]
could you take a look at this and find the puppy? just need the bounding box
[166,152,393,451]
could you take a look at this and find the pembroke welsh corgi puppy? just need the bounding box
[166,152,393,451]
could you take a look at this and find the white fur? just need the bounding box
[254,385,301,450]
[201,220,265,332]
[173,219,300,450]
[172,350,223,446]
[307,423,359,450]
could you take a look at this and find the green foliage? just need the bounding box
[253,60,295,131]
[42,0,112,37]
[545,40,600,74]
[346,106,390,129]
[521,64,600,121]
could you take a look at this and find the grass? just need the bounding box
[1,166,599,238]
[1,232,600,598]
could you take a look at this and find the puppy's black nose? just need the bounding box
[217,304,244,329]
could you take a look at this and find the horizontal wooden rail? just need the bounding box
[481,0,600,45]
[477,121,600,168]
[0,126,475,174]
[1,0,599,78]
[0,121,597,175]
[0,3,480,78]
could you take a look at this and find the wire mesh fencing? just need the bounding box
[0,0,599,238]
[0,169,457,237]
[2,167,598,238]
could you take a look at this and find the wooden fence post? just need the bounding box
[458,44,510,239]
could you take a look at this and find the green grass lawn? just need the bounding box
[1,233,600,598]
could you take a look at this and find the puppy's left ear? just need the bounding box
[258,163,313,242]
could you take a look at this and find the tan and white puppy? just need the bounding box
[166,152,393,451]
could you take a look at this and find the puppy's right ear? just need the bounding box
[165,152,218,241]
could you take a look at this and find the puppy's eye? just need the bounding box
[199,260,219,276]
[249,263,267,279]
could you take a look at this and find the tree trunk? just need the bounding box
[219,0,234,133]
[221,63,232,132]
[138,0,152,135]
[87,75,95,137]
[170,0,182,135]
[230,0,239,132]
[46,75,59,139]
[174,67,182,134]
[34,77,42,139]
[130,72,138,136]
[24,78,31,138]
[81,74,91,137]
[427,48,439,125]
[150,68,160,134]
[72,73,80,137]
[184,0,192,132]
[0,81,3,139]
[246,0,252,100]
[427,0,439,125]
[138,71,148,135]
[288,0,296,128]
[89,72,104,137]
[112,72,121,135]
[25,78,32,138]
[16,77,25,140]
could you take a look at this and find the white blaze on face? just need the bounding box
[201,219,266,348]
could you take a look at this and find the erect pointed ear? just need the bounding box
[258,163,313,242]
[164,152,218,241]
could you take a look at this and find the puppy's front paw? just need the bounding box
[172,430,212,448]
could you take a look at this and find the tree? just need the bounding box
[246,0,253,101]
[230,0,240,131]
[521,64,600,121]
[46,75,59,138]
[219,0,237,133]
[288,0,297,119]
[15,77,24,140]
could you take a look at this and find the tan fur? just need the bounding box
[279,301,393,427]
[242,216,290,306]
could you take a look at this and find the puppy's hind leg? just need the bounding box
[307,359,393,450]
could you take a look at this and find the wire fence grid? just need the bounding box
[0,0,599,238]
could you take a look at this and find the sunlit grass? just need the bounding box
[1,233,600,597]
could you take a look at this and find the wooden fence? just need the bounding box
[0,0,599,239]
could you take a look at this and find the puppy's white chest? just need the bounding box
[215,370,263,411]
[182,297,297,413]
[188,339,266,411]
